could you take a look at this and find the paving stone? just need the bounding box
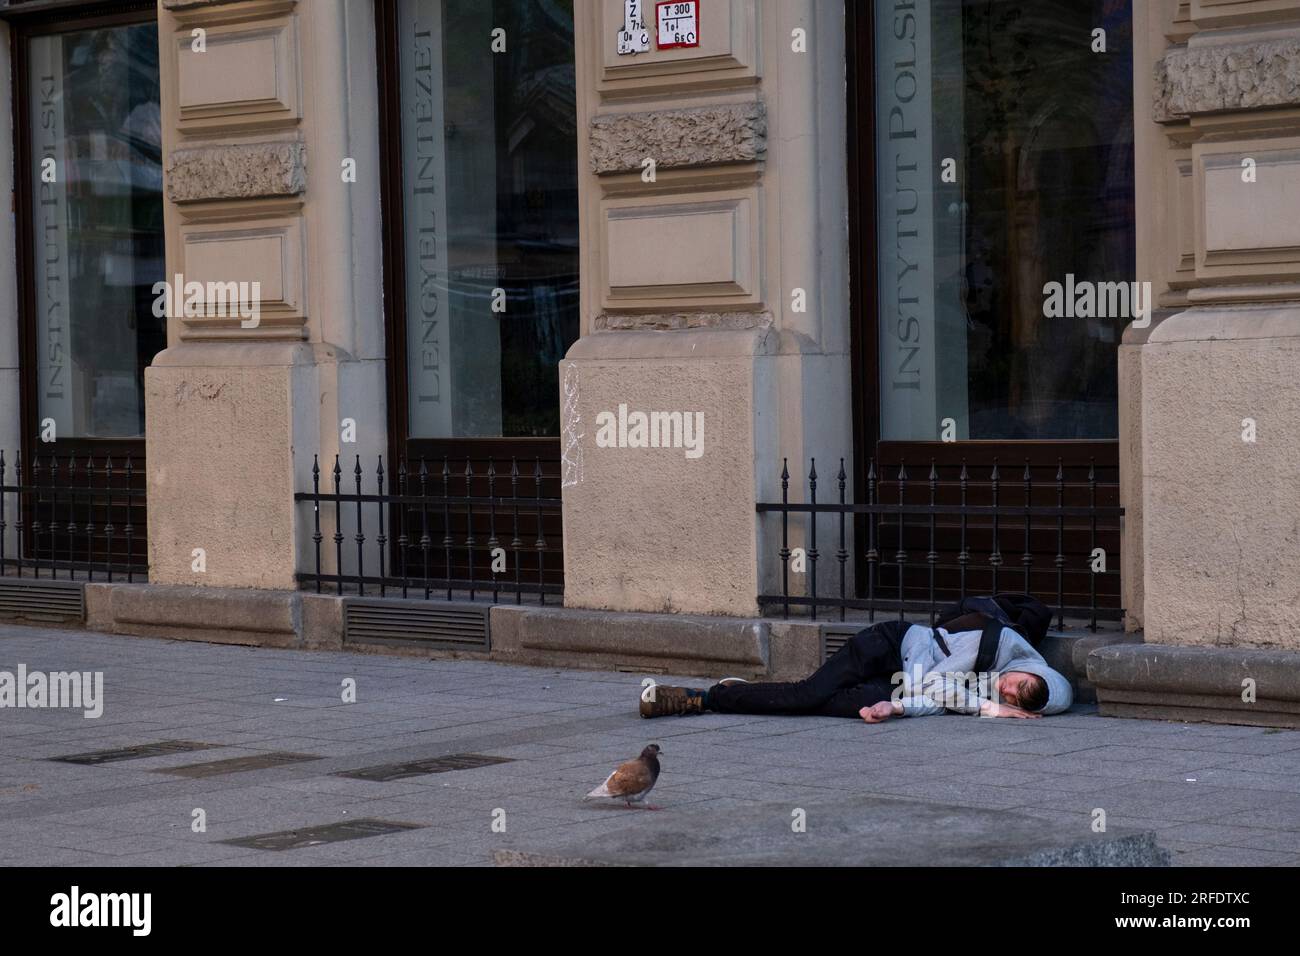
[1214,805,1300,831]
[494,795,1170,867]
[1201,752,1300,775]
[862,781,1039,811]
[1158,822,1300,853]
[1170,845,1297,866]
[1171,767,1300,794]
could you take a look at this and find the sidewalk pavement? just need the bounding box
[2,623,1299,867]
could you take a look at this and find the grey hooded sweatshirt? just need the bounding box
[893,623,1072,717]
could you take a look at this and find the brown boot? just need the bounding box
[639,684,707,718]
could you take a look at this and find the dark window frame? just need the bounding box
[5,0,159,566]
[844,0,1123,612]
[8,0,159,458]
[372,0,571,590]
[373,0,577,472]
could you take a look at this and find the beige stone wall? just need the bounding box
[148,0,385,588]
[147,0,846,608]
[1136,0,1300,648]
[561,0,851,615]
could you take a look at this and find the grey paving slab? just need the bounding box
[494,795,1170,867]
[1,621,1298,866]
[1213,805,1300,831]
[1170,845,1299,866]
[1157,822,1300,853]
[1172,767,1300,794]
[1202,752,1300,775]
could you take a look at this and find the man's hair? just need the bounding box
[1020,674,1049,712]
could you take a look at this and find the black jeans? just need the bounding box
[706,620,911,719]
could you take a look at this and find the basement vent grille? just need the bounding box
[821,626,862,664]
[0,580,84,623]
[344,599,489,651]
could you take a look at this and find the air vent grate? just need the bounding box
[821,626,861,664]
[335,753,514,782]
[219,819,425,851]
[54,741,221,766]
[0,580,84,623]
[157,752,321,778]
[343,598,489,651]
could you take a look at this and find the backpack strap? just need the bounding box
[931,628,951,657]
[972,617,1005,676]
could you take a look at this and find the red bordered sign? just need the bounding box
[656,1,700,50]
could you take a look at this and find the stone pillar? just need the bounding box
[561,0,851,616]
[1137,0,1300,647]
[1121,1,1197,632]
[147,0,385,589]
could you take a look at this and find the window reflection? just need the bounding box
[30,24,165,439]
[876,0,1134,440]
[398,0,579,439]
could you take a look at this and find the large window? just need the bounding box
[394,0,579,440]
[26,21,164,439]
[875,0,1134,441]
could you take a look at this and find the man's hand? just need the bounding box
[860,701,900,724]
[979,699,1041,719]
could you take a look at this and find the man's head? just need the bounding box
[997,671,1049,711]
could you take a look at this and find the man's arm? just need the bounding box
[913,672,987,716]
[863,678,1041,723]
[978,699,1041,719]
[871,672,988,718]
[861,697,1040,723]
[861,700,904,723]
[861,695,954,721]
[862,677,977,720]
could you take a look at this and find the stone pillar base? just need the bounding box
[559,329,775,617]
[1142,309,1300,648]
[145,343,320,590]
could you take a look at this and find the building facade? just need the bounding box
[2,0,1300,724]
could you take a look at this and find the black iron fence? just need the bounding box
[295,453,564,603]
[0,450,148,581]
[757,456,1124,630]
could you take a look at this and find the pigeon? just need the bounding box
[584,744,662,809]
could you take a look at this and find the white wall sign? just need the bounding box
[617,0,650,55]
[656,1,699,49]
[30,35,74,435]
[401,1,452,437]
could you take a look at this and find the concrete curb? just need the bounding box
[489,604,772,678]
[85,583,304,648]
[1039,630,1145,704]
[1088,642,1300,728]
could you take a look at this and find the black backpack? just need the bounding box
[932,593,1052,675]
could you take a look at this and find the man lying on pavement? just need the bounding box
[639,617,1072,722]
